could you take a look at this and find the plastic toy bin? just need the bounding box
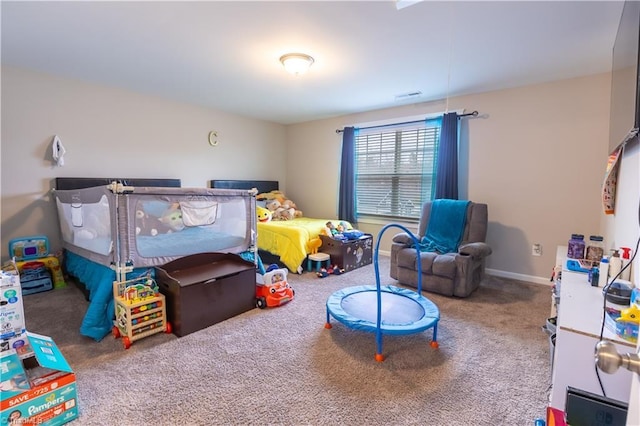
[155,252,256,337]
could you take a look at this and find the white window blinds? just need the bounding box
[354,118,441,220]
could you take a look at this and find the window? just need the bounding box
[354,117,442,221]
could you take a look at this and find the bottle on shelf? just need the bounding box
[567,234,585,259]
[598,256,609,287]
[619,246,632,281]
[589,266,599,287]
[585,235,604,263]
[609,249,622,279]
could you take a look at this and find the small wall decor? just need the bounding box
[208,131,218,147]
[51,135,66,166]
[602,146,623,215]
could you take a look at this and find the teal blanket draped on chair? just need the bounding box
[418,199,470,254]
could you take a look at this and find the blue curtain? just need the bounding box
[434,112,459,199]
[338,127,357,224]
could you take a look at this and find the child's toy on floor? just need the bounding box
[307,237,322,254]
[8,236,66,288]
[112,273,172,349]
[18,261,53,295]
[256,268,294,308]
[8,235,49,261]
[316,265,345,278]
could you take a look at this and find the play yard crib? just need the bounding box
[52,177,257,341]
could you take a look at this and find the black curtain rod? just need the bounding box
[335,110,479,133]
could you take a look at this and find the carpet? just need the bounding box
[21,256,552,425]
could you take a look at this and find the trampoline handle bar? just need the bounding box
[374,224,423,348]
[375,223,423,293]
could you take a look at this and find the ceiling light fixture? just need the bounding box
[279,53,314,76]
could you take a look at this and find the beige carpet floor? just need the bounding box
[21,256,552,425]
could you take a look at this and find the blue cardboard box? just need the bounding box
[0,332,78,425]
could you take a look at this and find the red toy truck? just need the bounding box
[256,268,294,308]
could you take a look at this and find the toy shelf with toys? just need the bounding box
[112,274,171,349]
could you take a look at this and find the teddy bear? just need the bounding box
[276,207,296,220]
[281,199,296,210]
[265,199,281,212]
[262,194,302,219]
[281,199,303,218]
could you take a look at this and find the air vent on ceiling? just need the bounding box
[394,91,423,101]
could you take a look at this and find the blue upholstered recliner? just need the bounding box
[389,201,492,298]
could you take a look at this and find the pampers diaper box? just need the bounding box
[1,268,26,344]
[0,332,78,426]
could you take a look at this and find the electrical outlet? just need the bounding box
[532,243,542,256]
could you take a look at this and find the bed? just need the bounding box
[210,180,350,273]
[53,177,257,341]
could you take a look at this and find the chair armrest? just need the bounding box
[392,233,415,246]
[459,242,492,259]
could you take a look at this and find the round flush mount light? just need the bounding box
[279,53,315,76]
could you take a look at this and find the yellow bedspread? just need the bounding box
[258,218,349,273]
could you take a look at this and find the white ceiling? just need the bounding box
[1,1,625,125]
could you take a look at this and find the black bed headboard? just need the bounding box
[210,180,278,194]
[54,177,182,190]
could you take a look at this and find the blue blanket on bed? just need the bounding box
[418,199,470,254]
[65,251,153,341]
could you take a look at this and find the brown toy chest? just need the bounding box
[319,234,373,272]
[155,252,256,337]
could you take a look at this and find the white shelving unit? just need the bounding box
[549,257,636,412]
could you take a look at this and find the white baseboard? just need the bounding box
[485,268,552,286]
[379,251,551,287]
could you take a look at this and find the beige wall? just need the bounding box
[1,66,287,258]
[286,73,615,282]
[2,67,632,283]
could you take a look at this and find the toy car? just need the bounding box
[256,268,294,308]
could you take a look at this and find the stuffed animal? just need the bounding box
[257,206,272,223]
[136,209,171,237]
[339,221,352,231]
[265,199,281,212]
[276,207,295,221]
[281,199,303,218]
[257,190,286,204]
[324,221,338,236]
[159,203,185,233]
[281,199,297,210]
[307,237,322,254]
[138,203,185,236]
[259,193,303,218]
[135,209,153,236]
[137,213,170,236]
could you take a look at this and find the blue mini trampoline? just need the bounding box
[325,223,440,362]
